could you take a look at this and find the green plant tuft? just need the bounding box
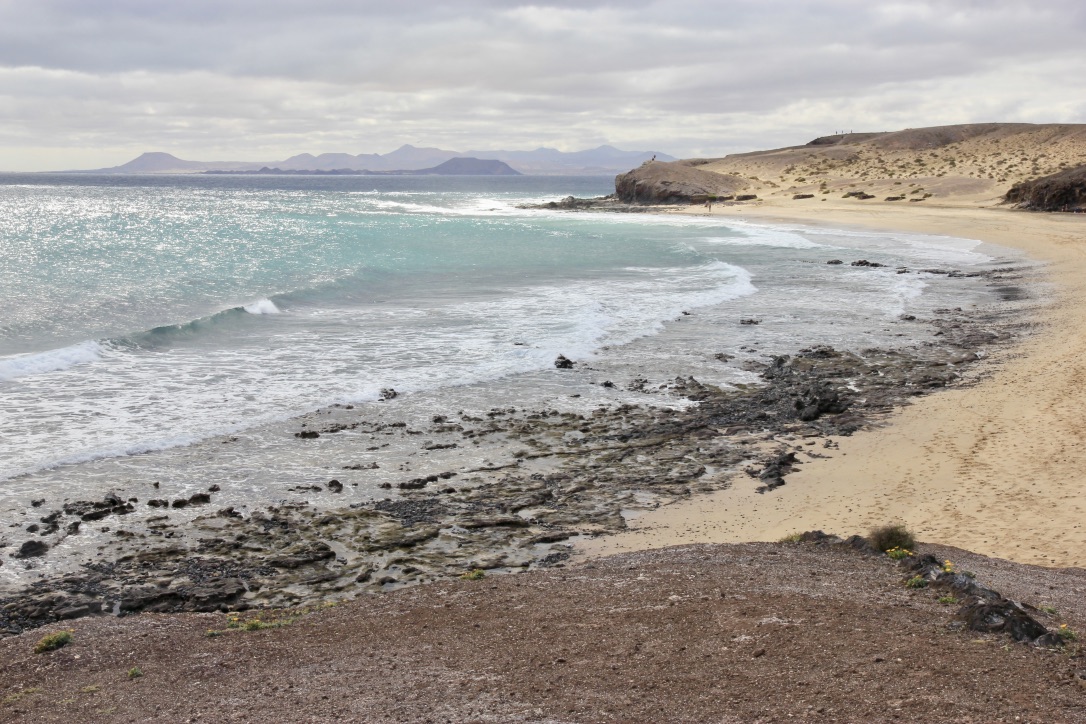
[905,575,929,589]
[1056,624,1077,642]
[460,569,486,581]
[34,630,73,654]
[937,595,958,605]
[127,667,143,679]
[2,688,42,706]
[885,546,913,561]
[869,524,916,553]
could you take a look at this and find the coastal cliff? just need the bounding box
[1005,163,1086,211]
[614,160,748,204]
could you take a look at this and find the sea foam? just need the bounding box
[0,341,103,382]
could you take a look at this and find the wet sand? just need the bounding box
[582,198,1086,568]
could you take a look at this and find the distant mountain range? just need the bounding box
[206,157,522,177]
[76,145,676,176]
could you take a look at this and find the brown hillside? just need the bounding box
[691,123,1086,206]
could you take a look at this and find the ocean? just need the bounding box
[0,173,1019,520]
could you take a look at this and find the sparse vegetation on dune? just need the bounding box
[686,123,1086,202]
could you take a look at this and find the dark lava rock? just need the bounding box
[1005,164,1086,211]
[739,319,760,325]
[545,195,597,209]
[147,499,168,508]
[55,600,103,620]
[756,451,799,493]
[794,382,849,422]
[906,554,1063,647]
[735,194,758,201]
[399,474,444,490]
[851,260,885,268]
[379,388,398,401]
[13,540,49,558]
[265,542,336,569]
[187,493,212,506]
[554,354,574,369]
[373,499,448,525]
[826,259,844,265]
[327,479,343,493]
[295,430,321,439]
[186,578,247,610]
[117,587,183,614]
[792,193,815,200]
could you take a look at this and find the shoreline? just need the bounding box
[580,196,1086,568]
[0,204,1029,633]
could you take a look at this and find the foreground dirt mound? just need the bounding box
[2,540,1084,722]
[1005,164,1086,211]
[615,160,747,203]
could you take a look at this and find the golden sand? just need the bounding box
[580,177,1086,568]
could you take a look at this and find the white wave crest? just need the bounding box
[700,233,822,249]
[0,341,104,382]
[243,298,281,315]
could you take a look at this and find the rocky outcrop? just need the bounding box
[1005,164,1086,211]
[614,160,747,204]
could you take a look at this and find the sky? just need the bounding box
[1,0,1085,171]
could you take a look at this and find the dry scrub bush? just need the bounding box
[869,523,916,553]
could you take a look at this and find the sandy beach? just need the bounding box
[583,195,1086,567]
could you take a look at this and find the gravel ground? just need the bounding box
[2,539,1085,723]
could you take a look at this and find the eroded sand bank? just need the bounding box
[581,198,1086,567]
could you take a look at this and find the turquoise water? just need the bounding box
[0,174,1005,483]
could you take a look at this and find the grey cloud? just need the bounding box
[1,0,1085,170]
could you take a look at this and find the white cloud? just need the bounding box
[0,0,1084,170]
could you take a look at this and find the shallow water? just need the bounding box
[1,173,1022,503]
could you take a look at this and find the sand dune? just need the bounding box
[693,122,1086,206]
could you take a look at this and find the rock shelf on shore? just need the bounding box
[0,269,1031,636]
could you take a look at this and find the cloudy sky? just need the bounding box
[1,0,1084,171]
